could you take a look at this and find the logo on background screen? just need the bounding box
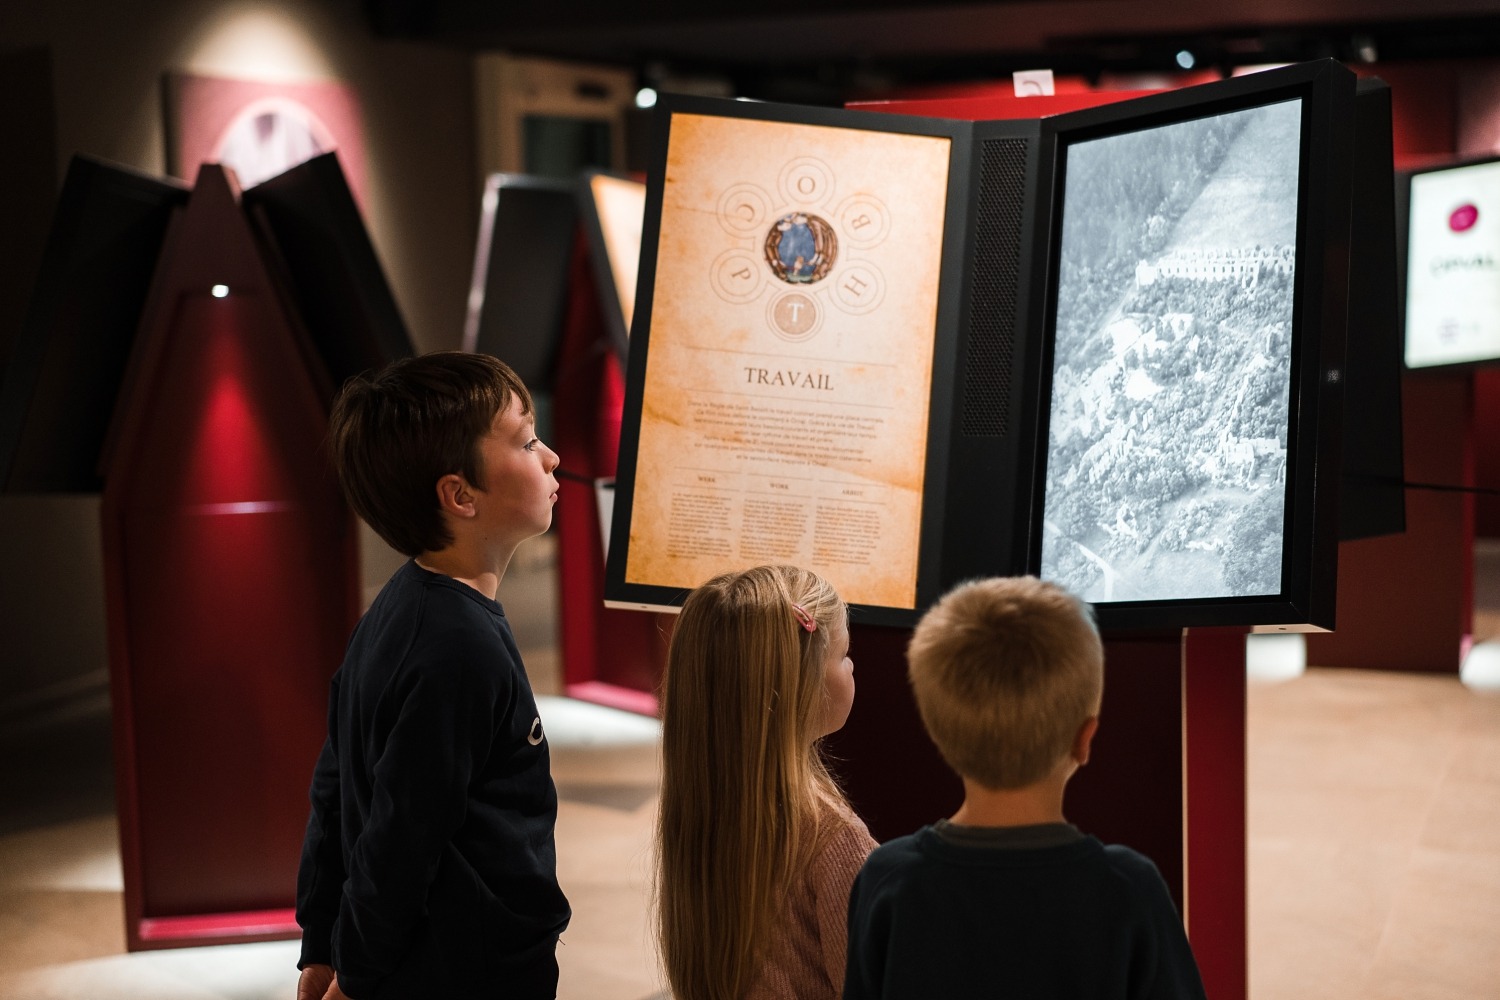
[1449,203,1480,232]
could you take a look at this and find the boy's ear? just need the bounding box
[435,473,478,519]
[1072,715,1101,767]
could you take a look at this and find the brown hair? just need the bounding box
[655,564,850,1000]
[327,351,531,556]
[907,576,1103,790]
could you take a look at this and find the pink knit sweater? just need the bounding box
[747,805,878,1000]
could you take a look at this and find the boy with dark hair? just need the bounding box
[296,351,569,1000]
[843,576,1206,1000]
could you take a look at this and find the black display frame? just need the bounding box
[606,60,1359,631]
[1338,77,1405,542]
[1026,60,1357,631]
[604,95,1002,627]
[460,172,579,387]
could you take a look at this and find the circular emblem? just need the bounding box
[527,717,544,746]
[767,292,821,341]
[1450,203,1479,233]
[765,213,837,285]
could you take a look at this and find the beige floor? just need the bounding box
[1,536,1497,999]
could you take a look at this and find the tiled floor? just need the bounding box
[0,693,667,1000]
[1,537,1497,999]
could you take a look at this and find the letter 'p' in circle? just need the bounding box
[767,292,821,342]
[712,249,764,304]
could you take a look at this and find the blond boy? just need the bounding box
[843,576,1206,1000]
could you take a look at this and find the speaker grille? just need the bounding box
[962,137,1028,438]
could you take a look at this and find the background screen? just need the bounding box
[1404,158,1500,370]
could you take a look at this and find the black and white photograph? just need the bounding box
[1040,98,1303,603]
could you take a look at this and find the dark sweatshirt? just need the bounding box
[844,824,1206,1000]
[297,560,570,999]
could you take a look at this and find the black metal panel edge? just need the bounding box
[939,118,1045,592]
[0,155,188,493]
[241,152,414,389]
[1339,78,1405,541]
[461,172,579,387]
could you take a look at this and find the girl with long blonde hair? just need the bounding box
[655,564,875,1000]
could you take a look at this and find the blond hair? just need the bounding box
[655,565,849,1000]
[907,576,1102,790]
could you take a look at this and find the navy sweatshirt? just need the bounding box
[297,560,570,999]
[844,825,1207,1000]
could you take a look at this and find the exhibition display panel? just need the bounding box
[462,169,665,711]
[0,157,187,493]
[8,151,409,949]
[1030,65,1355,630]
[607,59,1359,631]
[578,169,647,362]
[462,173,579,385]
[242,151,414,386]
[100,164,359,950]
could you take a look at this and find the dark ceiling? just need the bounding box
[362,0,1500,103]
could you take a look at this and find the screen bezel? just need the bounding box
[1027,61,1356,631]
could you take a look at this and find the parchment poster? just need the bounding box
[624,113,951,608]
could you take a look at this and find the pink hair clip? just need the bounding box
[790,603,817,633]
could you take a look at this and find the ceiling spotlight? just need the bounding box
[1353,34,1378,64]
[635,87,658,109]
[1176,49,1197,70]
[211,284,229,298]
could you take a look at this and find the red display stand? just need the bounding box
[100,165,358,950]
[551,236,671,714]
